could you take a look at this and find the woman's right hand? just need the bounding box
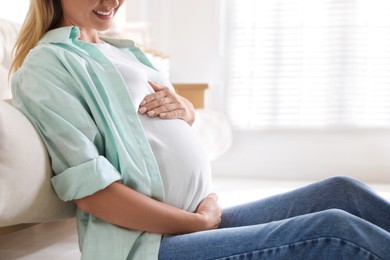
[195,193,223,230]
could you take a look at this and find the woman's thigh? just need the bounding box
[220,176,390,232]
[159,209,390,260]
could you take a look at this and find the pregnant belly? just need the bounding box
[139,116,212,212]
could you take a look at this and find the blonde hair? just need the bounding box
[10,0,62,74]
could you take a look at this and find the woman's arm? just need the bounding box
[75,182,222,235]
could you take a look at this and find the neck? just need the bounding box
[57,17,101,43]
[78,28,101,43]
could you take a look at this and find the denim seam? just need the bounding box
[213,236,382,260]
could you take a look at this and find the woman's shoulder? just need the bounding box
[22,41,89,74]
[12,43,80,90]
[21,43,60,63]
[25,27,89,65]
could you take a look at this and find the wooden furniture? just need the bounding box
[173,83,208,109]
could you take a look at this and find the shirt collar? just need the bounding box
[39,26,137,49]
[39,26,80,44]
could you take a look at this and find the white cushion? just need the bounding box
[0,18,19,68]
[0,100,75,226]
[0,66,11,99]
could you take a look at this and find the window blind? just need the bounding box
[227,0,390,129]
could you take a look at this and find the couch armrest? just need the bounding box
[0,100,75,228]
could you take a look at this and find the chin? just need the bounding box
[96,24,113,32]
[103,21,115,29]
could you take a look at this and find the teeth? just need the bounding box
[94,10,112,16]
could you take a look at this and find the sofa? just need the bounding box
[0,18,232,230]
[0,19,76,228]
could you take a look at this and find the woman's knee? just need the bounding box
[306,209,388,258]
[319,208,354,223]
[312,208,382,240]
[322,176,362,193]
[307,209,360,238]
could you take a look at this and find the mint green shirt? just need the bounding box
[12,26,165,260]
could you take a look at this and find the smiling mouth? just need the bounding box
[93,10,113,17]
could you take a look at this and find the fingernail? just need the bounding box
[140,100,146,105]
[139,107,147,113]
[160,113,166,117]
[147,110,155,116]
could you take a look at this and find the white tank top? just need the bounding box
[95,42,212,212]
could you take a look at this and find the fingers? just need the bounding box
[148,80,165,92]
[195,192,223,230]
[139,81,186,117]
[140,96,174,113]
[139,83,173,116]
[206,193,218,201]
[205,193,223,228]
[141,81,170,105]
[158,109,186,119]
[207,193,223,219]
[140,94,170,111]
[139,81,195,124]
[205,193,223,216]
[139,97,185,118]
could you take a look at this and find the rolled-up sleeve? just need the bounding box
[12,49,122,201]
[51,156,121,201]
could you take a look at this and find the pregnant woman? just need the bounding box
[10,0,390,259]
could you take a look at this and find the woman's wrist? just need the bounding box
[177,211,209,234]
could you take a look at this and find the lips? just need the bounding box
[93,10,113,17]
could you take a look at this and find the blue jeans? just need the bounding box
[158,176,390,259]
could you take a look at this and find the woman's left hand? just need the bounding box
[138,81,196,125]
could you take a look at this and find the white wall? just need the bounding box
[144,0,227,111]
[212,129,390,183]
[143,0,390,183]
[0,1,29,23]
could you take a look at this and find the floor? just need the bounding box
[1,177,389,260]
